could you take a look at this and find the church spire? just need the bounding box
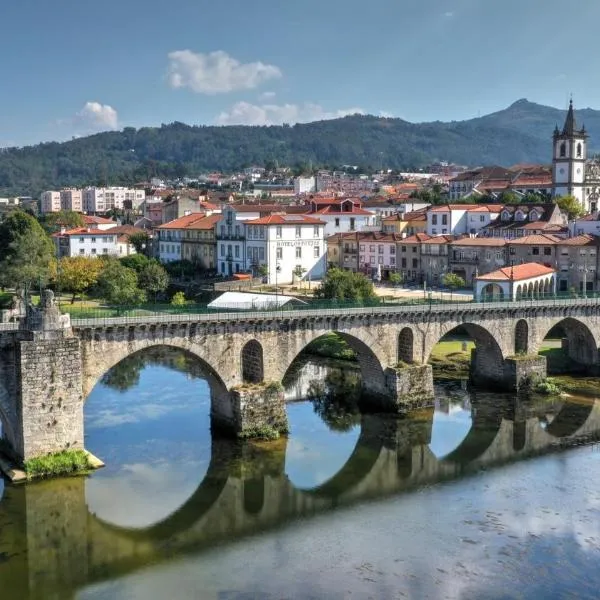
[562,99,577,135]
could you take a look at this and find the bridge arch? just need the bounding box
[397,327,414,364]
[241,340,264,383]
[533,317,599,368]
[515,319,529,354]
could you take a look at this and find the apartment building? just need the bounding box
[82,187,146,213]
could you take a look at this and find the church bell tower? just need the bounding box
[552,99,587,207]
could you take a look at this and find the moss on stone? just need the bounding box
[23,449,91,480]
[237,426,281,441]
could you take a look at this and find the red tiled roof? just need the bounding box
[559,234,600,246]
[313,206,374,216]
[183,214,223,230]
[52,227,110,237]
[421,235,456,245]
[476,263,556,282]
[401,233,433,243]
[507,234,562,245]
[83,215,115,224]
[450,237,506,247]
[247,214,325,225]
[157,213,208,229]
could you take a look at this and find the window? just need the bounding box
[378,256,383,264]
[79,249,85,255]
[234,245,240,258]
[532,247,540,255]
[390,257,395,265]
[335,218,340,227]
[276,247,283,260]
[412,247,417,253]
[369,245,375,252]
[401,258,407,268]
[360,245,365,251]
[390,246,395,255]
[442,215,448,225]
[480,215,485,222]
[577,143,582,158]
[313,226,319,238]
[276,226,282,239]
[221,225,225,237]
[103,248,108,254]
[544,247,552,256]
[486,251,491,260]
[91,248,97,255]
[370,256,375,264]
[412,258,418,268]
[378,246,384,254]
[510,247,516,255]
[560,142,566,157]
[79,237,84,243]
[259,247,265,260]
[314,246,320,258]
[220,245,225,257]
[432,215,438,225]
[350,218,355,231]
[296,226,301,238]
[496,251,502,260]
[91,237,96,243]
[401,245,406,252]
[235,225,240,237]
[296,247,302,259]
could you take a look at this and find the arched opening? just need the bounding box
[527,282,533,298]
[241,340,264,383]
[281,332,366,491]
[428,323,505,388]
[577,142,582,158]
[534,281,539,298]
[515,319,529,354]
[481,283,504,301]
[84,346,229,529]
[538,318,599,376]
[516,284,523,300]
[560,142,566,157]
[397,327,414,364]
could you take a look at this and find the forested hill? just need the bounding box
[2,99,600,197]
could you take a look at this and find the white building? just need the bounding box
[217,213,326,283]
[294,176,316,195]
[53,227,135,258]
[552,100,587,207]
[82,187,146,213]
[306,197,376,237]
[40,191,61,214]
[426,204,502,236]
[156,213,209,263]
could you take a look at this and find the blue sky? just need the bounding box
[2,0,600,146]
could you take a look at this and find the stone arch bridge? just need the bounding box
[1,292,600,462]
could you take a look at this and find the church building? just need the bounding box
[552,99,600,213]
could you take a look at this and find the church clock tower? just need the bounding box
[552,99,588,207]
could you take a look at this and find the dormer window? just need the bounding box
[529,210,538,221]
[501,210,511,221]
[515,210,525,221]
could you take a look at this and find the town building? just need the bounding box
[420,236,455,286]
[397,233,432,283]
[356,232,402,278]
[480,204,567,239]
[82,187,145,213]
[40,191,61,214]
[180,214,222,271]
[305,197,376,236]
[569,213,600,237]
[235,214,326,284]
[157,213,208,263]
[475,263,556,301]
[552,100,587,207]
[555,235,600,293]
[448,238,507,287]
[381,210,427,236]
[506,234,561,270]
[82,215,117,230]
[53,225,140,258]
[60,189,83,212]
[426,204,501,236]
[326,232,360,272]
[162,195,203,224]
[294,176,316,195]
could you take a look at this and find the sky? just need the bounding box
[2,0,600,147]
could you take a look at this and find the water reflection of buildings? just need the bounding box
[1,394,600,599]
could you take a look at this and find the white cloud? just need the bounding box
[444,11,454,17]
[75,101,119,131]
[167,50,282,94]
[259,91,277,100]
[216,101,365,126]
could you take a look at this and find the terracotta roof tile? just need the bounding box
[476,262,556,282]
[247,214,325,225]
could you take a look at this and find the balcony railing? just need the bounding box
[216,233,245,241]
[450,255,479,265]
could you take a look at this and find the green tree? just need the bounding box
[443,272,466,290]
[138,262,170,302]
[170,291,187,306]
[556,195,586,220]
[0,211,55,296]
[120,254,150,273]
[315,268,377,302]
[40,210,84,234]
[389,272,403,286]
[52,256,104,303]
[96,260,146,305]
[257,264,269,278]
[128,231,150,255]
[498,190,520,205]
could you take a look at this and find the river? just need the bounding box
[1,349,600,599]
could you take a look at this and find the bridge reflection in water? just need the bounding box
[0,391,599,599]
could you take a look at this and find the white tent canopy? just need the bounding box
[207,292,303,310]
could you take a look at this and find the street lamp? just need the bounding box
[275,261,281,307]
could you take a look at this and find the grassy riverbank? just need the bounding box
[302,333,357,361]
[429,340,473,380]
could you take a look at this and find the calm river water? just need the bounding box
[1,349,600,599]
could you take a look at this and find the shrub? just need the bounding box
[23,449,91,479]
[170,291,187,306]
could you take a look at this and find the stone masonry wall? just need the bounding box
[16,337,84,460]
[226,384,288,437]
[384,365,435,412]
[504,356,547,392]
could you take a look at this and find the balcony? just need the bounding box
[450,255,479,265]
[216,233,245,241]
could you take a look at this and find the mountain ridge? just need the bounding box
[2,99,599,197]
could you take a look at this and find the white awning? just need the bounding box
[207,291,302,310]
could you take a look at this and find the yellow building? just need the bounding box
[181,214,222,271]
[382,209,427,236]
